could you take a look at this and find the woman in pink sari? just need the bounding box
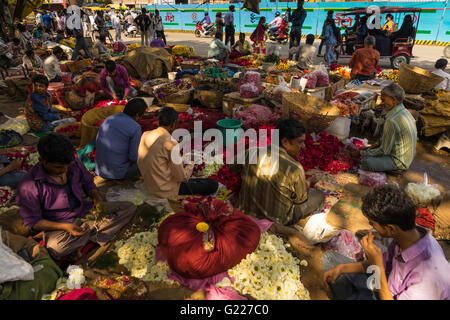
[250,17,267,54]
[56,10,66,34]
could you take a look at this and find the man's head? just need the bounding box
[142,8,146,14]
[205,12,209,16]
[276,118,306,158]
[98,35,106,42]
[362,184,417,237]
[297,0,305,8]
[216,12,222,18]
[239,32,245,42]
[123,98,147,121]
[381,83,405,110]
[32,74,49,95]
[52,46,64,59]
[38,134,75,176]
[25,49,34,58]
[435,58,448,70]
[37,26,43,32]
[155,9,160,16]
[105,60,117,75]
[404,15,412,24]
[306,34,315,45]
[275,12,280,17]
[364,35,376,48]
[17,24,26,32]
[229,5,235,12]
[327,10,334,18]
[158,107,179,133]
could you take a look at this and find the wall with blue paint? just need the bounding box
[143,1,450,43]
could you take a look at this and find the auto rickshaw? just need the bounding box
[336,7,422,69]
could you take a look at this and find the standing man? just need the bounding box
[318,10,334,57]
[112,10,122,42]
[82,9,91,38]
[134,8,151,46]
[224,5,235,47]
[154,10,166,45]
[42,11,53,30]
[287,0,307,49]
[35,11,42,27]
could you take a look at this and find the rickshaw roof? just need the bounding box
[341,7,422,16]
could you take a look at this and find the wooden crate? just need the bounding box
[222,92,262,116]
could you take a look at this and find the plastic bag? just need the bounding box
[314,64,330,87]
[303,72,318,89]
[106,185,148,206]
[322,230,365,261]
[273,75,291,95]
[301,212,340,244]
[240,82,260,98]
[243,71,260,84]
[325,117,351,141]
[0,116,30,135]
[266,43,282,56]
[344,137,369,151]
[406,173,441,207]
[358,169,387,188]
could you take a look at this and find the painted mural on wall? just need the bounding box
[142,1,450,43]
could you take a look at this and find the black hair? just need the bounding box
[37,26,43,31]
[386,14,393,20]
[17,24,26,32]
[13,37,20,44]
[52,46,63,55]
[158,107,179,127]
[45,27,51,33]
[362,184,417,231]
[123,98,147,118]
[105,60,116,73]
[33,74,49,87]
[99,35,106,42]
[276,118,306,141]
[435,58,448,69]
[327,10,334,17]
[38,134,75,164]
[306,34,315,45]
[25,49,34,57]
[155,9,159,14]
[229,5,235,10]
[142,8,146,14]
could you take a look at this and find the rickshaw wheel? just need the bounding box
[391,54,410,69]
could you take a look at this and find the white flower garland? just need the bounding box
[66,265,86,290]
[216,232,310,300]
[0,205,18,214]
[26,152,39,166]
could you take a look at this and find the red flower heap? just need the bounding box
[4,146,38,171]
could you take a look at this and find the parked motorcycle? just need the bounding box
[124,24,140,38]
[194,22,216,38]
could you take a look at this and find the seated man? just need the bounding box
[323,184,450,300]
[355,83,417,172]
[290,33,316,69]
[232,118,324,226]
[349,35,380,81]
[137,107,218,199]
[100,60,137,100]
[231,33,252,57]
[150,34,166,48]
[0,147,26,188]
[24,74,70,132]
[208,32,230,63]
[432,58,450,91]
[16,134,136,261]
[43,46,64,83]
[95,98,146,180]
[22,49,44,72]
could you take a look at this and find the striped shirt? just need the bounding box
[361,104,417,170]
[233,146,307,225]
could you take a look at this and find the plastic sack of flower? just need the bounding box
[106,186,148,206]
[358,170,387,188]
[273,76,291,95]
[322,230,365,261]
[243,71,261,84]
[301,212,339,244]
[158,197,261,279]
[313,64,330,87]
[406,173,441,207]
[239,82,261,98]
[325,117,351,141]
[303,72,318,89]
[0,116,30,136]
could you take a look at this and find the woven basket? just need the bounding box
[282,92,340,132]
[156,88,194,105]
[162,103,190,113]
[398,63,444,94]
[54,122,81,138]
[194,90,224,109]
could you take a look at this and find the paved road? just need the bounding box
[116,30,447,70]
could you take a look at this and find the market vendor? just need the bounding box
[231,33,252,57]
[95,98,147,180]
[22,49,44,72]
[100,60,137,100]
[291,33,316,69]
[232,118,324,226]
[323,184,450,300]
[348,35,380,81]
[355,83,417,172]
[207,32,230,63]
[0,147,26,188]
[432,58,450,91]
[137,107,219,199]
[150,34,166,48]
[25,74,71,133]
[43,46,64,83]
[16,134,136,261]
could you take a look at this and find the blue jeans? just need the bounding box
[361,155,399,172]
[0,171,26,188]
[322,250,378,300]
[324,42,336,64]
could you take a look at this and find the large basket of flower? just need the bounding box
[54,122,81,138]
[153,80,194,105]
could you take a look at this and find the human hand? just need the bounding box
[8,158,24,171]
[361,230,384,267]
[322,265,342,291]
[64,223,89,237]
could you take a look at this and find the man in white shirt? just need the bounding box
[432,58,450,91]
[154,10,166,44]
[208,32,230,63]
[269,12,283,37]
[223,5,235,46]
[44,46,64,82]
[23,49,44,71]
[111,10,122,41]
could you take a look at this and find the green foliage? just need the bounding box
[136,203,168,228]
[263,54,280,64]
[92,252,119,270]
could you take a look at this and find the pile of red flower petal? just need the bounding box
[296,132,358,174]
[55,123,80,134]
[209,164,241,192]
[0,186,14,206]
[416,208,435,230]
[3,146,38,171]
[88,147,96,163]
[72,100,128,122]
[329,63,342,71]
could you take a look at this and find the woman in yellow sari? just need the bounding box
[382,14,395,34]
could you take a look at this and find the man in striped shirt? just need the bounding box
[359,83,417,172]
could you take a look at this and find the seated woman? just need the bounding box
[231,118,324,227]
[390,15,414,43]
[431,58,450,91]
[382,14,395,35]
[207,32,230,63]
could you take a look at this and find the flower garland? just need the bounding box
[209,164,241,193]
[3,146,39,171]
[0,186,15,206]
[0,205,18,214]
[66,265,86,290]
[216,232,310,300]
[55,123,80,135]
[155,80,192,100]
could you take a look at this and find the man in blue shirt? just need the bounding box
[42,11,53,29]
[95,98,147,180]
[287,0,307,49]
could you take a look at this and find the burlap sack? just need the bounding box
[433,191,450,241]
[65,90,95,110]
[0,207,29,237]
[121,47,173,79]
[65,59,93,74]
[326,183,372,234]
